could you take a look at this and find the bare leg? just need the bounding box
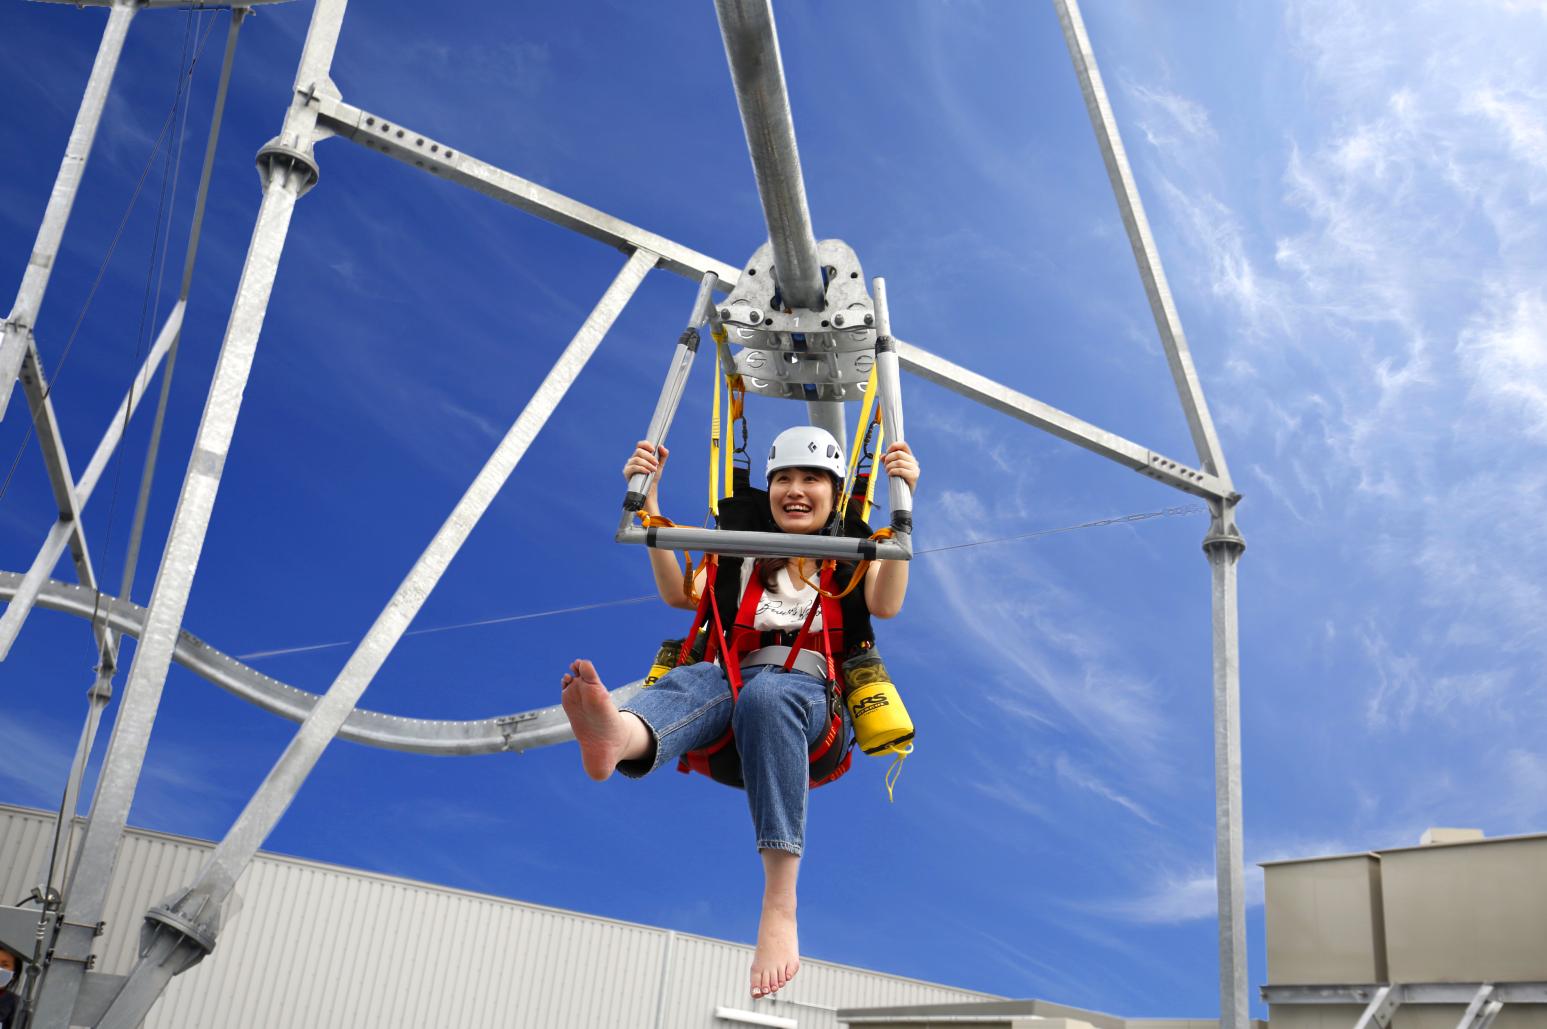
[750,849,800,998]
[561,659,651,781]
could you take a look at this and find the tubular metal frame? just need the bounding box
[2,0,1246,1025]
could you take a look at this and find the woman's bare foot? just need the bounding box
[561,659,646,781]
[750,899,800,998]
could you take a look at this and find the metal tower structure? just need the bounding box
[0,1,1246,1026]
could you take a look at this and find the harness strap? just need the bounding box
[791,527,894,601]
[742,646,827,682]
[709,348,723,517]
[635,511,706,605]
[862,419,885,525]
[838,364,881,523]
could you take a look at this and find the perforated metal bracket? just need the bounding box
[718,239,875,351]
[1352,985,1400,1029]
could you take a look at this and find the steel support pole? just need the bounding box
[0,0,138,421]
[1051,0,1232,483]
[28,4,346,1023]
[95,248,657,1029]
[1206,511,1247,1029]
[712,0,844,443]
[49,673,114,899]
[1050,3,1246,1020]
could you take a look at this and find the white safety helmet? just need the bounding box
[766,425,845,482]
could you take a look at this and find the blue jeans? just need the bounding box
[619,660,836,856]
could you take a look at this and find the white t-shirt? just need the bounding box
[739,562,823,632]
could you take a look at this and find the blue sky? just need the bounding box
[3,0,1546,1017]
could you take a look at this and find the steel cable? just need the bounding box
[237,504,1208,661]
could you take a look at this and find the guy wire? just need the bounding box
[238,504,1208,661]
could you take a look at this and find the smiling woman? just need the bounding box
[560,424,919,1001]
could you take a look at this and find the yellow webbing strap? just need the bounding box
[725,371,742,502]
[862,420,885,525]
[709,349,723,517]
[709,324,745,507]
[837,365,881,523]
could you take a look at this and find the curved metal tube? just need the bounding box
[0,572,640,756]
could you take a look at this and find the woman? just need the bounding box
[562,425,920,1000]
[0,946,20,1029]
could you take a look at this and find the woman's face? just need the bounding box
[0,947,17,990]
[769,468,835,533]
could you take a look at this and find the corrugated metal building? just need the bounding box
[0,803,999,1028]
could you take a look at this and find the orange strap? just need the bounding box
[636,511,706,604]
[791,528,895,600]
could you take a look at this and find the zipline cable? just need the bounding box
[238,504,1208,661]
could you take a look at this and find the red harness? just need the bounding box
[675,558,854,788]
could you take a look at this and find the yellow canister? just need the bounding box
[842,651,914,755]
[643,638,682,687]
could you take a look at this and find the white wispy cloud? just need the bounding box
[920,489,1175,770]
[1459,288,1547,443]
[1126,81,1217,149]
[1053,752,1158,826]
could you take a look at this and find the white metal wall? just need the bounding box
[1,804,998,1028]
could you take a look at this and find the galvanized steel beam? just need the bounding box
[313,97,1223,504]
[1053,4,1247,1022]
[94,248,656,1029]
[1206,514,1247,1029]
[0,0,137,421]
[0,303,183,660]
[713,0,841,443]
[1052,0,1233,488]
[1261,983,1547,1006]
[14,345,116,663]
[895,338,1231,501]
[26,0,348,1021]
[313,97,739,287]
[712,0,822,309]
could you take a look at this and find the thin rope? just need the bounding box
[88,9,199,650]
[237,505,1207,662]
